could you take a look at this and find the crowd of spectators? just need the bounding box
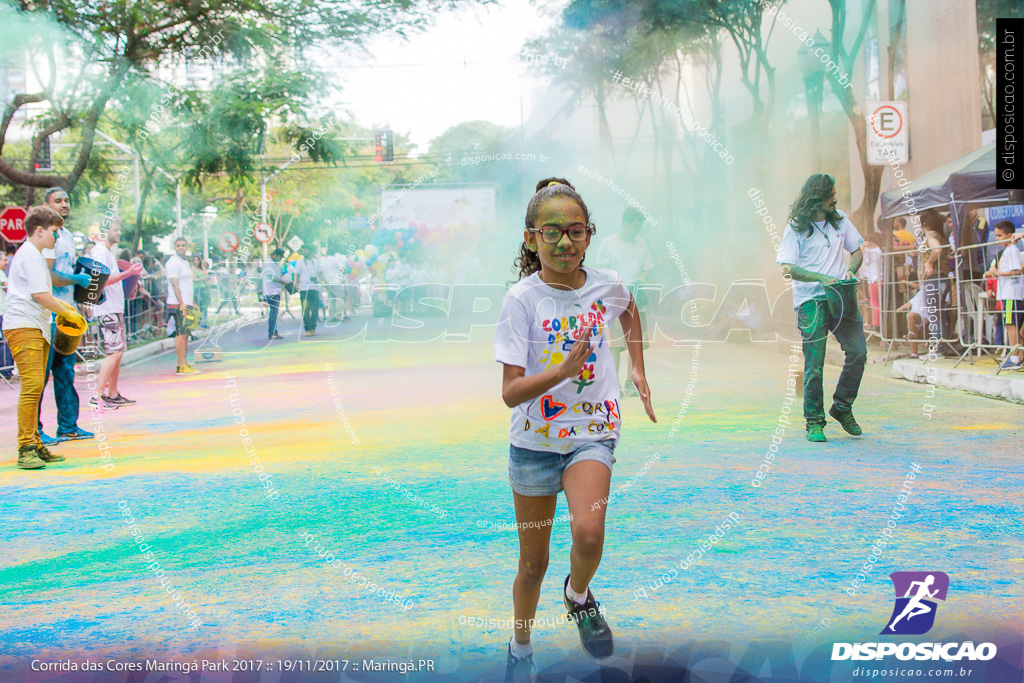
[1,234,243,377]
[862,208,1024,362]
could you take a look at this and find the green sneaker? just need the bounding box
[806,424,827,442]
[829,406,863,435]
[17,447,47,470]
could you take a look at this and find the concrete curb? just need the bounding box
[117,319,242,368]
[892,360,1024,404]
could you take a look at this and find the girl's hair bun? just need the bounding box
[535,177,575,193]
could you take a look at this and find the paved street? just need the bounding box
[1,311,1020,679]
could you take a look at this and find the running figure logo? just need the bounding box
[881,571,949,635]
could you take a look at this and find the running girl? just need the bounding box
[494,178,656,680]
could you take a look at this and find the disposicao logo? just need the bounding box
[881,571,948,635]
[832,571,998,662]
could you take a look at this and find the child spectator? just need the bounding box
[896,288,927,358]
[984,220,1023,369]
[861,232,883,332]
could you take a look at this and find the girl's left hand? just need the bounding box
[631,371,657,423]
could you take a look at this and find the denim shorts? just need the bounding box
[508,440,617,497]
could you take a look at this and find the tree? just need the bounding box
[822,0,881,232]
[0,0,489,197]
[978,0,1024,128]
[533,2,733,232]
[522,25,629,172]
[563,0,786,135]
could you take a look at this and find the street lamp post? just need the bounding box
[200,206,218,263]
[797,30,831,172]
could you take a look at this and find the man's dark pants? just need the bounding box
[797,297,867,427]
[267,294,281,338]
[300,290,320,332]
[38,320,80,434]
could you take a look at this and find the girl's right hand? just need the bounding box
[560,325,593,381]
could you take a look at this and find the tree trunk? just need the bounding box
[594,82,617,174]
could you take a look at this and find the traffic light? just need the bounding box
[36,137,51,171]
[374,130,394,162]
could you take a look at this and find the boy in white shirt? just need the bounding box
[984,220,1024,369]
[3,206,87,469]
[166,237,200,376]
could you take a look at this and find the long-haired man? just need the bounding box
[776,174,867,443]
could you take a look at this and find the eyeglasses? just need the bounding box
[529,224,595,244]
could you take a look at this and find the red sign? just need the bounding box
[870,104,904,139]
[218,232,239,252]
[0,206,27,243]
[254,222,274,243]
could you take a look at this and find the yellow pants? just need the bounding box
[5,328,49,450]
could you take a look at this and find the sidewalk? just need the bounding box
[789,335,1024,405]
[0,312,251,388]
[889,352,1024,405]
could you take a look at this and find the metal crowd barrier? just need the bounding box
[876,236,1023,374]
[1,269,261,389]
[951,239,1024,374]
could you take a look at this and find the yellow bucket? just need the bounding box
[54,314,87,356]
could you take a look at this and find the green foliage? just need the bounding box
[177,62,333,187]
[978,0,1024,52]
[1,0,490,192]
[429,120,515,158]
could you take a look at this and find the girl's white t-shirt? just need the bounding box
[494,267,631,454]
[862,245,882,284]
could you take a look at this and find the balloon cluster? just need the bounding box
[336,243,395,281]
[373,222,467,250]
[372,225,418,251]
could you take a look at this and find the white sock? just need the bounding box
[565,581,589,606]
[509,636,533,659]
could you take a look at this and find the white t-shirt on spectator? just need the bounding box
[90,242,123,317]
[262,260,283,296]
[996,244,1024,301]
[776,211,864,309]
[2,241,53,340]
[40,226,77,303]
[295,258,320,291]
[494,267,631,454]
[165,254,194,306]
[595,235,654,285]
[908,289,927,316]
[862,245,882,284]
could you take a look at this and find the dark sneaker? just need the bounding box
[503,643,537,683]
[39,431,63,446]
[829,406,863,436]
[271,333,284,340]
[806,424,827,442]
[89,396,117,411]
[35,445,65,463]
[57,426,94,441]
[105,394,136,406]
[563,574,614,659]
[17,447,47,470]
